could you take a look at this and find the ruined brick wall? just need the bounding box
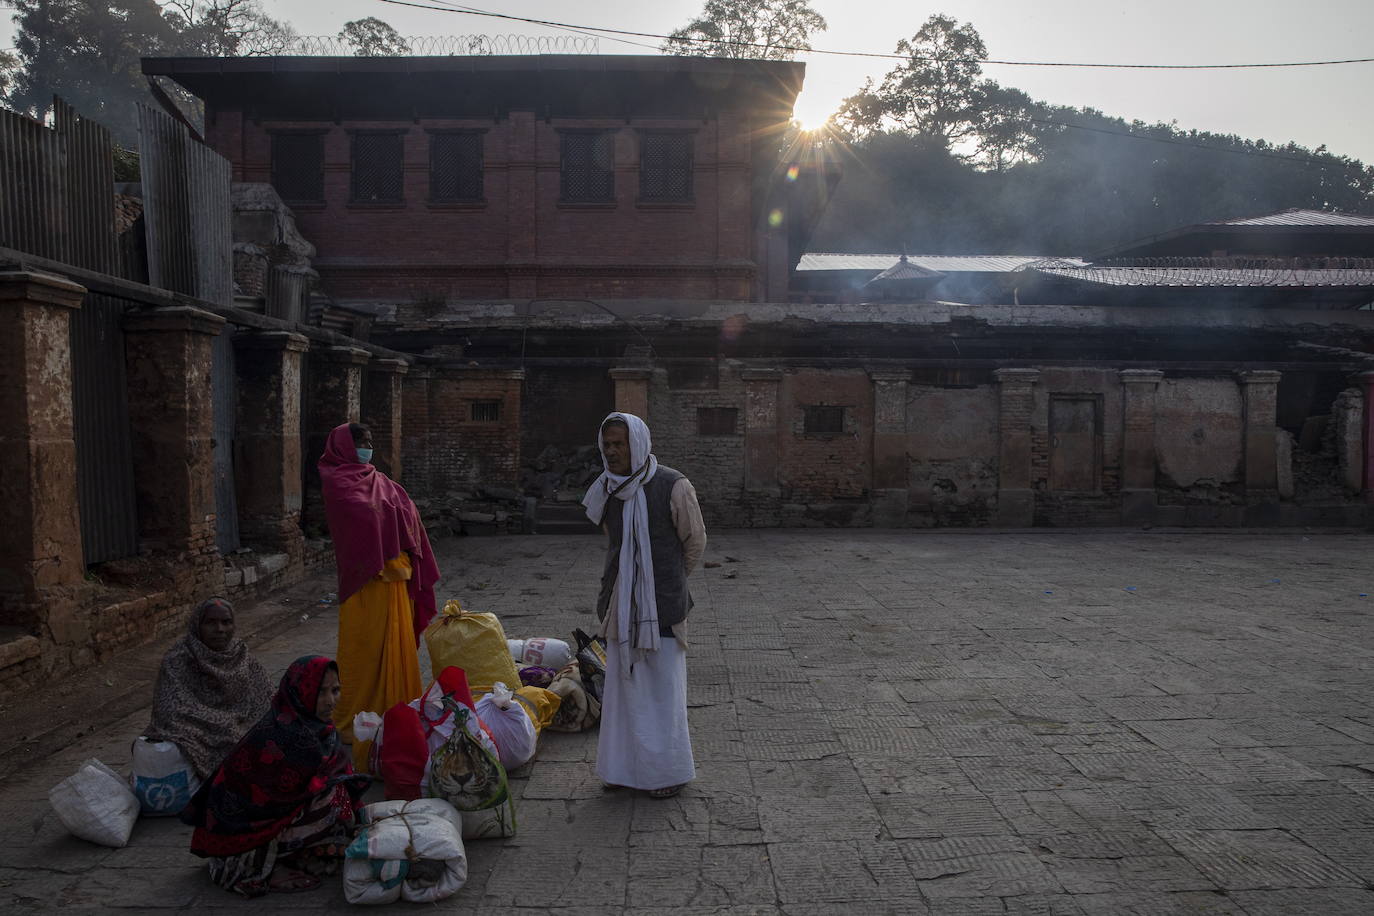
[401,373,434,500]
[776,370,874,523]
[1155,377,1245,505]
[906,384,999,527]
[1033,369,1126,527]
[649,365,749,527]
[522,367,614,466]
[429,370,523,490]
[207,110,760,303]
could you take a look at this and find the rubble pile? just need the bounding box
[520,444,602,503]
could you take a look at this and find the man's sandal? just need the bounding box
[647,784,684,799]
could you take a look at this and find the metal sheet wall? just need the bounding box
[211,328,242,554]
[54,99,118,274]
[69,293,140,564]
[1,99,140,565]
[137,104,233,306]
[0,107,67,261]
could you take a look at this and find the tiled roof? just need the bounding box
[1205,208,1374,228]
[797,254,1082,273]
[1023,259,1374,288]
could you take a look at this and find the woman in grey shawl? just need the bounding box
[144,597,273,780]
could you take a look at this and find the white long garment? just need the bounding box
[595,636,695,791]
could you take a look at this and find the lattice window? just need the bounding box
[697,407,738,436]
[271,132,324,203]
[560,131,615,202]
[430,131,483,202]
[640,132,693,202]
[471,400,501,422]
[350,132,404,203]
[804,405,845,435]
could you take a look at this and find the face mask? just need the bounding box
[356,448,373,464]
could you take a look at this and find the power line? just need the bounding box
[376,0,1374,71]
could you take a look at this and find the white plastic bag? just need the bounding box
[343,798,468,904]
[475,683,538,770]
[129,737,200,816]
[50,758,140,847]
[508,637,573,669]
[353,711,383,744]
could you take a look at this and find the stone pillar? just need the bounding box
[1360,371,1374,504]
[364,358,409,482]
[302,345,369,534]
[401,366,434,500]
[1238,370,1281,522]
[124,306,225,585]
[609,367,652,419]
[1333,385,1364,496]
[1119,370,1164,525]
[994,368,1041,527]
[0,271,86,637]
[742,368,783,491]
[233,330,309,559]
[870,370,910,527]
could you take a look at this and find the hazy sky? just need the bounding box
[6,1,1374,162]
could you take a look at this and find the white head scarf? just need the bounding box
[581,412,660,675]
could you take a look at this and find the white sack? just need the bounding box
[50,758,140,847]
[475,683,538,770]
[343,798,468,905]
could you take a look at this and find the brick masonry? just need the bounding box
[204,109,783,303]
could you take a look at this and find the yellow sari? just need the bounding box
[335,553,423,771]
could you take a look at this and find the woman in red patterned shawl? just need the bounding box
[318,422,441,769]
[183,655,369,897]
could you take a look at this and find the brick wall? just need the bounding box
[206,110,763,303]
[1033,369,1127,527]
[777,370,874,522]
[907,384,999,527]
[522,366,614,465]
[1154,377,1245,505]
[428,369,523,490]
[649,364,749,527]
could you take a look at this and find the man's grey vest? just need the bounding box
[596,466,692,635]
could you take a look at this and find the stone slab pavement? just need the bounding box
[2,529,1374,914]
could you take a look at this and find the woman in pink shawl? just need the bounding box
[318,422,440,770]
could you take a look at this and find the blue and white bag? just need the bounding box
[129,737,199,816]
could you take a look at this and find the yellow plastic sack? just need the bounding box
[423,600,522,690]
[511,686,561,735]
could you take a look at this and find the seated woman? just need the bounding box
[183,655,370,897]
[142,597,271,785]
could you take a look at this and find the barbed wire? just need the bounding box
[377,0,1374,71]
[1019,256,1374,287]
[284,33,599,56]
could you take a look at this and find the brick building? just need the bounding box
[144,55,1374,533]
[144,54,825,306]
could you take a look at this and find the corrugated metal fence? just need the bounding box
[137,103,232,306]
[0,101,141,565]
[137,103,240,552]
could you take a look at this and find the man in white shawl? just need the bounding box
[582,412,706,798]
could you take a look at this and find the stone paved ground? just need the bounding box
[3,530,1374,914]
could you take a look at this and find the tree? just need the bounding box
[337,17,410,57]
[833,15,988,148]
[6,0,177,143]
[162,0,295,56]
[0,49,18,99]
[661,0,826,61]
